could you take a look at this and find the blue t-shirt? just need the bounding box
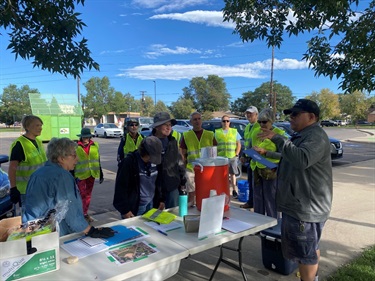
[136,153,158,205]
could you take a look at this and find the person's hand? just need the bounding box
[87,226,115,238]
[253,146,267,155]
[258,128,276,140]
[122,211,134,219]
[10,187,21,204]
[99,169,104,184]
[99,176,104,184]
[158,202,165,210]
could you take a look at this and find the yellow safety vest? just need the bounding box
[244,122,260,149]
[183,130,214,171]
[10,136,47,194]
[215,128,237,158]
[250,126,285,170]
[172,130,181,144]
[75,143,101,180]
[123,133,143,156]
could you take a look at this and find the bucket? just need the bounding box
[237,180,249,202]
[193,157,230,211]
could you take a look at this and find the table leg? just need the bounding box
[209,237,248,281]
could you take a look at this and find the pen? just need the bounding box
[157,230,168,236]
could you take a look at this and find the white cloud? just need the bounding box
[150,10,235,29]
[99,50,126,55]
[131,0,210,12]
[117,58,308,80]
[144,44,202,59]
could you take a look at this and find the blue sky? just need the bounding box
[0,0,370,107]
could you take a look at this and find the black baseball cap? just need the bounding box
[142,136,162,165]
[284,99,320,117]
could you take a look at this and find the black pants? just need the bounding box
[246,165,254,207]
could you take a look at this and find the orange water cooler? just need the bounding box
[193,157,230,211]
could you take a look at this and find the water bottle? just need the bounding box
[179,186,188,217]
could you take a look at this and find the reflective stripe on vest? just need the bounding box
[11,136,47,194]
[184,130,214,171]
[215,128,237,158]
[75,143,101,179]
[123,133,143,156]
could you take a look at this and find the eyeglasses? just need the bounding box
[67,153,77,158]
[258,120,269,124]
[290,111,307,118]
[129,123,138,127]
[222,120,230,123]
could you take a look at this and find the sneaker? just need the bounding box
[240,202,253,209]
[232,190,238,199]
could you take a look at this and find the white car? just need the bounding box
[94,123,123,138]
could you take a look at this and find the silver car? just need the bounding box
[94,123,123,138]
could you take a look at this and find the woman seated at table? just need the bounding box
[23,137,114,238]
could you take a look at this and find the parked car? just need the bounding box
[0,155,15,220]
[94,123,123,138]
[201,119,249,159]
[336,120,347,126]
[276,122,343,160]
[175,119,192,129]
[321,120,338,127]
[125,117,154,131]
[357,120,371,126]
[140,125,190,137]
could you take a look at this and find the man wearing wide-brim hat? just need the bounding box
[151,112,186,209]
[117,119,143,163]
[75,127,104,223]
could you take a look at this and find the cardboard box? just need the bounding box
[0,217,60,281]
[183,215,200,233]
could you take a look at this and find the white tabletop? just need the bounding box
[26,207,276,280]
[28,217,189,281]
[167,206,277,255]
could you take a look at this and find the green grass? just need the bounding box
[325,246,375,281]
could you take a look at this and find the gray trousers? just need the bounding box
[253,170,278,218]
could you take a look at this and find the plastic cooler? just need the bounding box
[193,157,229,211]
[237,180,249,202]
[260,220,298,275]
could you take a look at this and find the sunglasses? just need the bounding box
[258,120,268,124]
[290,111,307,117]
[129,123,138,127]
[222,120,230,123]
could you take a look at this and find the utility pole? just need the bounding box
[140,91,146,115]
[270,46,277,118]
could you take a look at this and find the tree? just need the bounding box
[82,77,115,121]
[152,101,169,116]
[1,0,99,77]
[184,75,231,112]
[339,91,369,122]
[140,96,154,117]
[306,89,340,119]
[231,82,295,118]
[169,98,195,119]
[0,84,36,124]
[223,0,375,93]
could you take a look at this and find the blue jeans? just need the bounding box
[137,201,153,216]
[164,188,179,209]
